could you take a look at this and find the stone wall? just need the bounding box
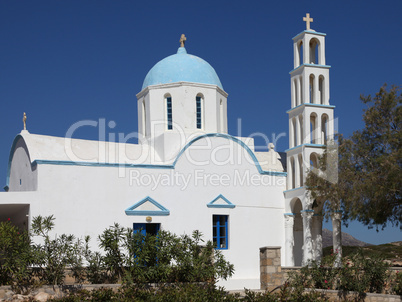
[259,246,283,290]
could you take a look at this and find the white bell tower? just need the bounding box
[283,14,340,267]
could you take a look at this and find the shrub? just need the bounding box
[287,248,391,297]
[31,215,88,286]
[390,270,402,295]
[0,219,35,291]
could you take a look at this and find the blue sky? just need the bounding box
[0,0,400,244]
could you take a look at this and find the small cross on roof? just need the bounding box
[303,13,313,30]
[180,34,186,47]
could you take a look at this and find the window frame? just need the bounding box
[166,96,173,130]
[212,215,228,250]
[196,96,202,129]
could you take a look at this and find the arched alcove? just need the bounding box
[309,74,315,103]
[310,113,318,144]
[298,114,303,145]
[297,40,303,66]
[299,76,304,104]
[310,152,319,169]
[298,154,304,186]
[321,114,329,144]
[291,198,304,266]
[290,157,296,189]
[309,38,320,64]
[319,75,325,105]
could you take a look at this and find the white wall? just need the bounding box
[12,135,287,290]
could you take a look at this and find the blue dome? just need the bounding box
[142,47,223,90]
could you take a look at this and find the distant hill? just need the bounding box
[322,228,370,248]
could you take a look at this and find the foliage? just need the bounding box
[390,270,402,295]
[48,283,330,302]
[31,215,88,286]
[323,243,402,263]
[97,222,126,283]
[95,224,235,285]
[306,84,402,229]
[0,219,35,291]
[287,250,391,298]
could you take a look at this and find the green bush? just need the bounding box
[96,224,235,285]
[31,215,88,286]
[287,249,391,297]
[390,270,402,295]
[0,219,35,291]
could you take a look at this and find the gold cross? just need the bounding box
[23,112,27,130]
[179,34,186,47]
[303,13,313,30]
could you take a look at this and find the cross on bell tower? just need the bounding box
[303,13,313,30]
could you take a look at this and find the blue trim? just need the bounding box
[287,103,335,113]
[285,143,325,153]
[125,196,170,216]
[289,63,331,74]
[173,133,287,177]
[284,213,295,216]
[34,160,174,170]
[283,186,305,193]
[207,194,235,208]
[301,209,314,213]
[292,30,326,40]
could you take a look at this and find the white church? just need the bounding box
[0,15,341,290]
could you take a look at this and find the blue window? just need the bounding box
[213,215,228,249]
[196,96,202,129]
[166,97,173,130]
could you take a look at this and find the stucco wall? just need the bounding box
[12,135,286,290]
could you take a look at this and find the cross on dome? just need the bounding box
[179,34,186,47]
[303,13,313,30]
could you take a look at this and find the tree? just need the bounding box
[306,84,401,229]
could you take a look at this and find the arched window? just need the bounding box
[292,79,297,107]
[292,117,297,147]
[196,95,203,129]
[219,99,224,132]
[290,157,295,189]
[310,153,319,169]
[299,154,304,186]
[319,75,325,105]
[299,115,303,145]
[299,76,303,104]
[309,74,315,103]
[321,114,328,144]
[310,113,317,144]
[142,99,146,136]
[309,38,319,64]
[297,41,303,66]
[166,95,173,130]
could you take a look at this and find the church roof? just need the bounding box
[142,47,223,90]
[11,131,157,165]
